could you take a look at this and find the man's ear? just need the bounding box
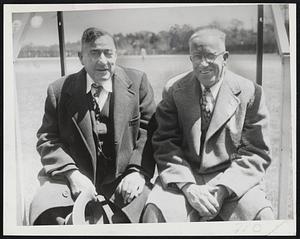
[78,51,84,65]
[223,51,229,61]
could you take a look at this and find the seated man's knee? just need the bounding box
[254,207,275,220]
[141,203,166,223]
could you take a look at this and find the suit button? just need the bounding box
[62,190,69,198]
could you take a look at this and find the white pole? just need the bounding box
[270,5,291,219]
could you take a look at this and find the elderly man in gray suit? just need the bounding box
[29,27,156,225]
[142,28,274,222]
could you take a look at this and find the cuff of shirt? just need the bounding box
[125,165,151,181]
[176,182,194,190]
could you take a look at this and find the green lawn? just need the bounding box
[14,54,293,222]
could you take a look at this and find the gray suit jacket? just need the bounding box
[153,69,271,199]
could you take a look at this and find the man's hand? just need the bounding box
[65,170,97,200]
[182,183,220,218]
[116,172,146,204]
[182,183,220,219]
[198,185,230,221]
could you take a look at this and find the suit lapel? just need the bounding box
[113,66,135,146]
[66,68,97,173]
[176,74,202,156]
[205,71,241,141]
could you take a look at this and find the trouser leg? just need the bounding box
[254,207,275,220]
[141,203,166,223]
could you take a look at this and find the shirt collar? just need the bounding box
[86,72,113,94]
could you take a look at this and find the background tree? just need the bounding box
[19,20,278,57]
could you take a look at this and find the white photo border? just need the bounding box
[3,3,297,236]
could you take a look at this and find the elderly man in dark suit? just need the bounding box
[29,27,156,225]
[142,28,274,222]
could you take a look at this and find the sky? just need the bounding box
[12,4,273,46]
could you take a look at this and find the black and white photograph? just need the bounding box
[3,3,296,235]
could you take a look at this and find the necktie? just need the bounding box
[91,83,103,97]
[91,83,107,135]
[200,87,214,132]
[91,83,110,165]
[91,83,103,121]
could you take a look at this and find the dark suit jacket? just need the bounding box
[153,69,271,200]
[29,66,156,224]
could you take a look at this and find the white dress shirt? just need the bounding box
[86,73,113,111]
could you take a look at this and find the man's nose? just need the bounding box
[97,52,108,63]
[199,57,209,66]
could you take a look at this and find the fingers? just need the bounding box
[207,185,218,194]
[122,182,138,204]
[136,183,144,195]
[198,197,218,216]
[125,190,137,204]
[115,182,122,195]
[69,172,97,200]
[90,187,97,201]
[199,216,214,222]
[206,192,220,211]
[121,179,129,200]
[186,184,221,218]
[118,179,145,204]
[117,179,132,203]
[198,188,219,215]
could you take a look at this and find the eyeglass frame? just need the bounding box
[190,51,228,64]
[88,48,117,60]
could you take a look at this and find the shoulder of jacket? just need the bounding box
[226,70,262,102]
[49,71,80,93]
[227,70,259,89]
[118,65,145,78]
[164,70,193,92]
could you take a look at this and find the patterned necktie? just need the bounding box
[91,83,103,121]
[91,83,109,163]
[200,87,214,132]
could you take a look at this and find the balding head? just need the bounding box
[188,28,228,88]
[189,28,226,54]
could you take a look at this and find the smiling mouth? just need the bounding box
[96,69,109,72]
[199,69,212,74]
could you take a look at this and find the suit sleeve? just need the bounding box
[36,84,78,177]
[216,85,272,198]
[152,85,196,189]
[127,73,156,179]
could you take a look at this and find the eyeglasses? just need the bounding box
[190,51,226,64]
[89,49,116,59]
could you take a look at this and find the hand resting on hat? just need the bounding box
[65,169,97,201]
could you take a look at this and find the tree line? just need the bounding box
[18,19,278,58]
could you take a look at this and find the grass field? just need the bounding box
[14,54,293,222]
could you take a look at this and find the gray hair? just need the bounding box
[189,28,226,49]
